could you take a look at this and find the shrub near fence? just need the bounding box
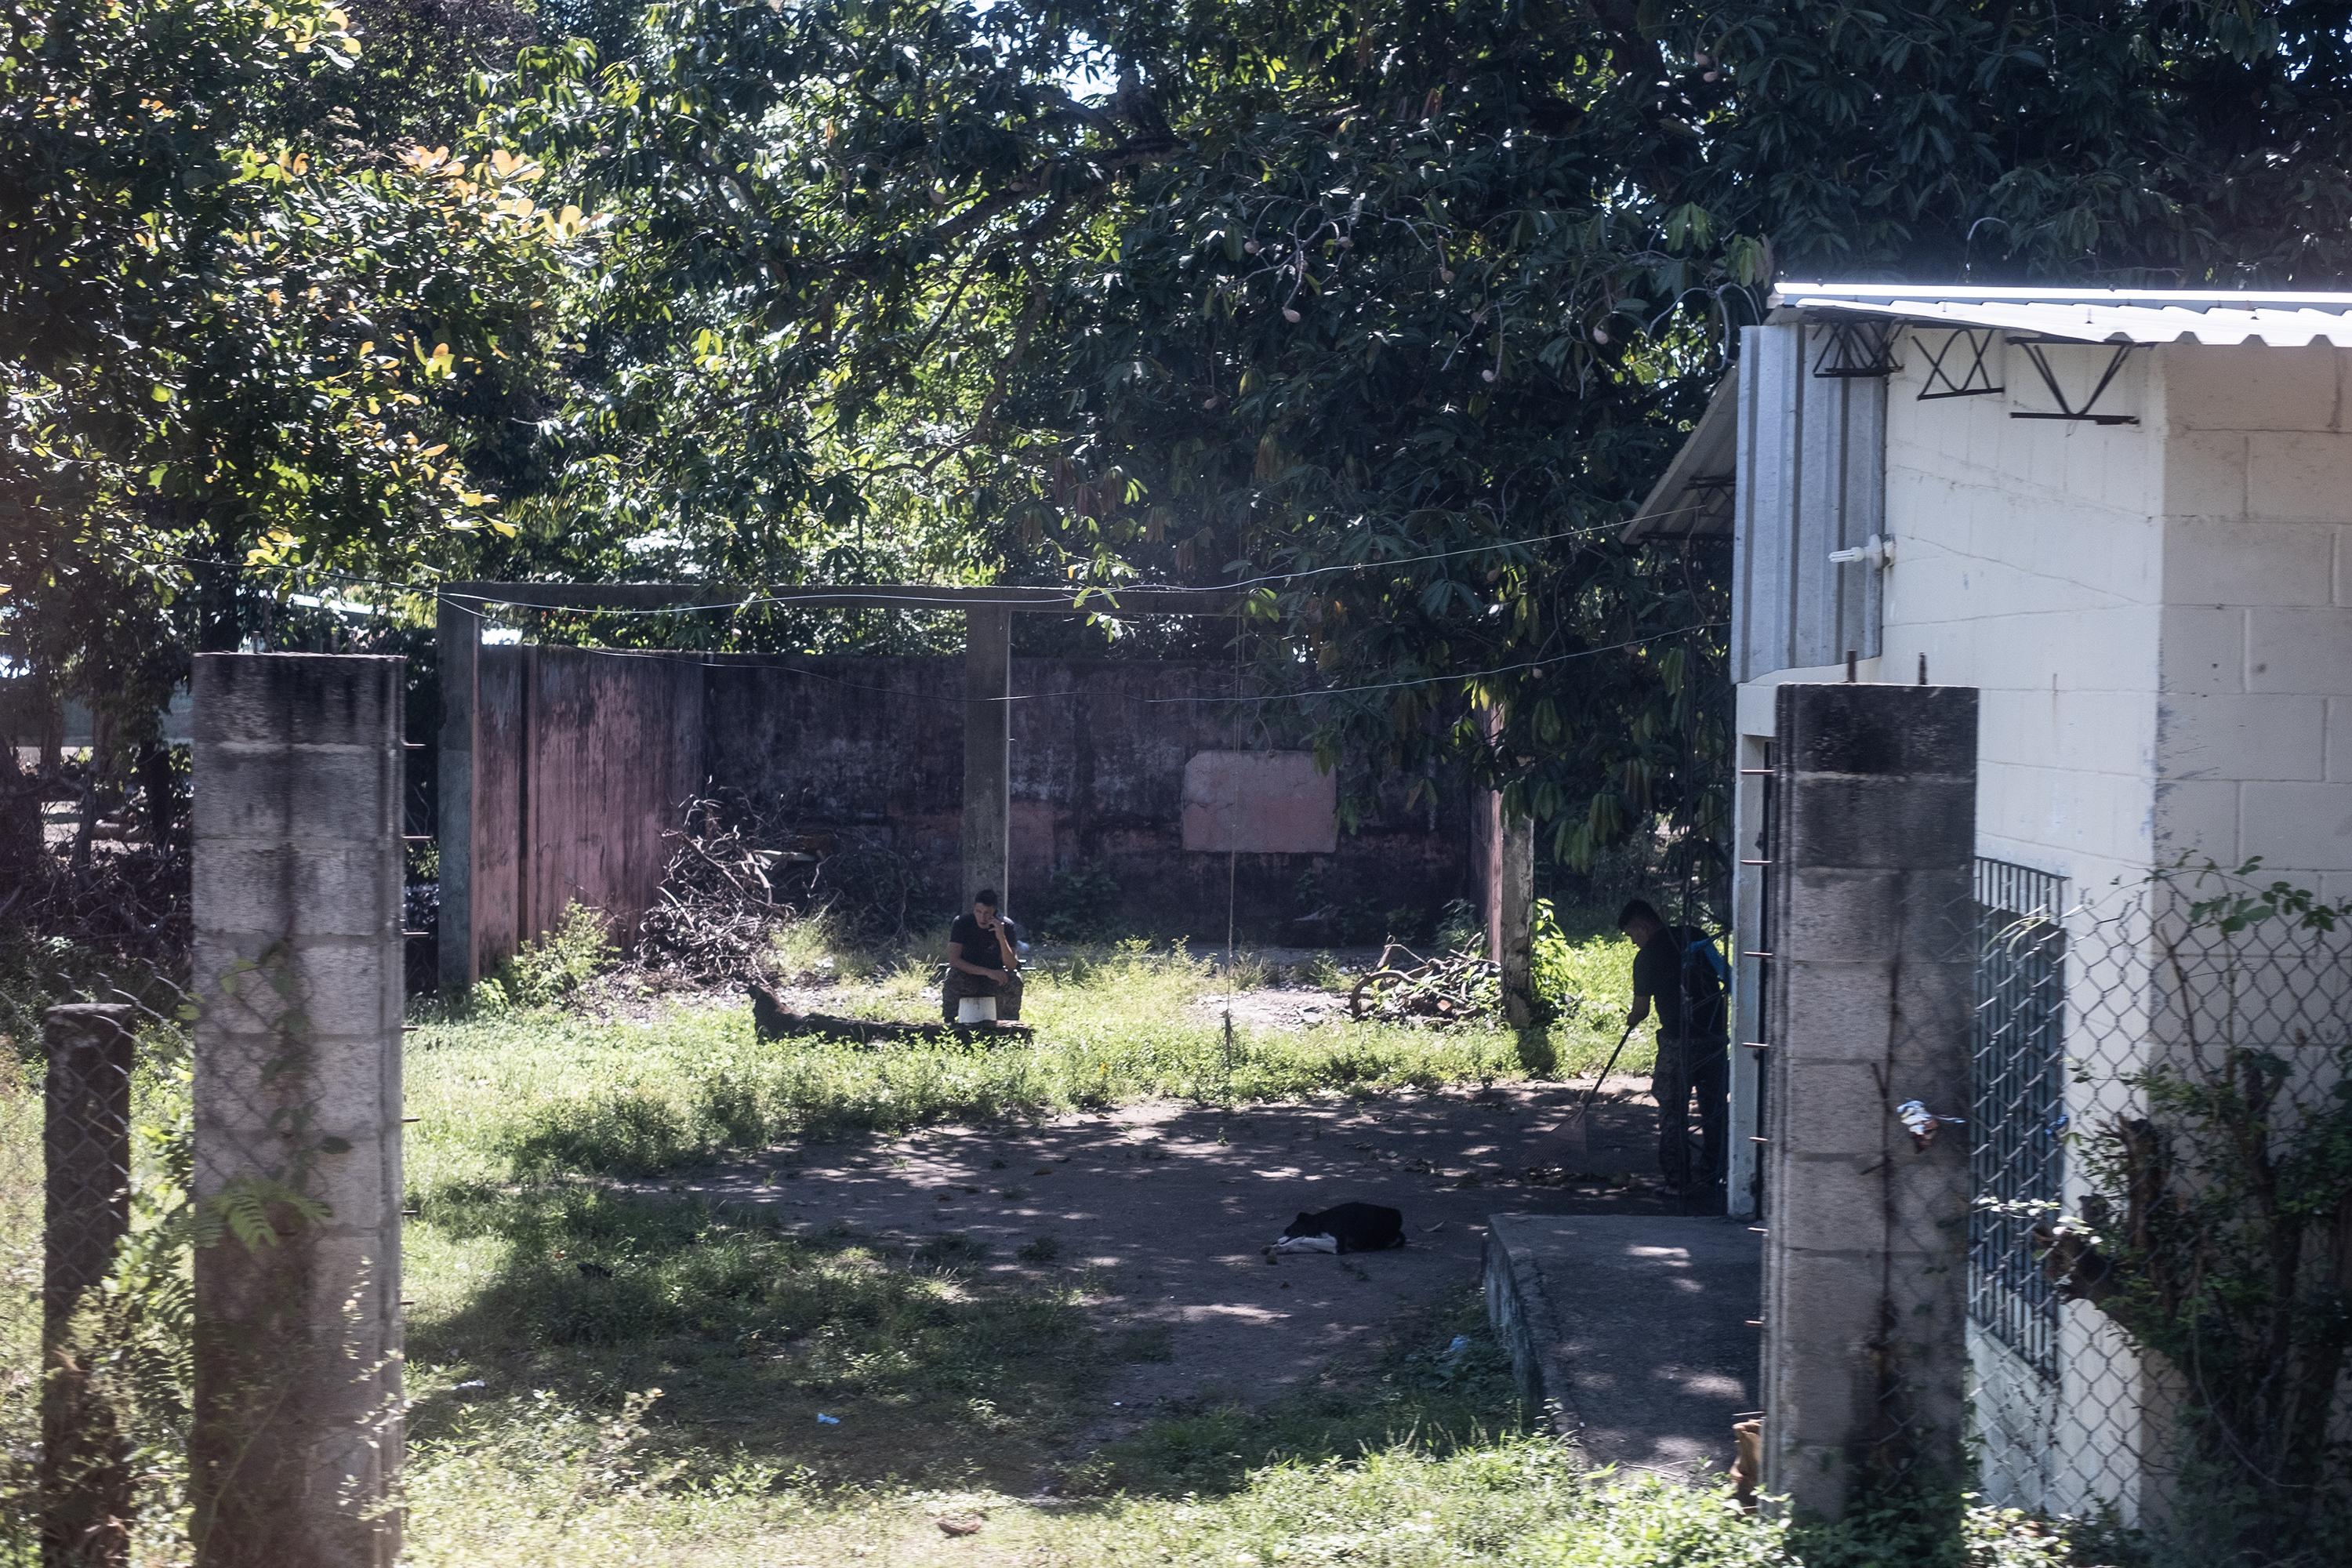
[1969,861,2352,1563]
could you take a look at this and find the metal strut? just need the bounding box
[1915,328,2003,400]
[2008,339,2140,425]
[1810,318,1903,379]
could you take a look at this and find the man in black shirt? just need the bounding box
[942,887,1023,1023]
[1620,898,1729,1198]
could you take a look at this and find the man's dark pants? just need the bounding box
[942,967,1023,1023]
[1652,1033,1729,1190]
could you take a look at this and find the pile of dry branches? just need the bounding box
[634,797,826,985]
[1347,942,1501,1022]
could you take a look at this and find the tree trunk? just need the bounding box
[138,740,178,852]
[0,742,44,914]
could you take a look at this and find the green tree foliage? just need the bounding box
[484,0,2352,872]
[2,0,569,774]
[22,1,2352,872]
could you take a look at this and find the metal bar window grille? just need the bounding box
[1970,858,2067,1381]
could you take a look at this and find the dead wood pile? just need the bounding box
[635,797,828,984]
[1347,942,1501,1022]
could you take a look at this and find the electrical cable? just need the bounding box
[426,595,1722,710]
[175,492,1729,622]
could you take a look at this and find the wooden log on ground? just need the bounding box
[747,983,1033,1045]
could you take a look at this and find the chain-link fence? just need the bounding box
[3,930,196,1564]
[1968,861,2352,1552]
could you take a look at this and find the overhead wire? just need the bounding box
[425,593,1724,710]
[183,492,1729,622]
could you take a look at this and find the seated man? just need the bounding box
[942,887,1023,1024]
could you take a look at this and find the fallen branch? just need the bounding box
[747,982,1033,1045]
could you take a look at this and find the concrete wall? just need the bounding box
[189,654,405,1566]
[1762,681,1977,1516]
[2150,343,2352,898]
[463,650,1479,964]
[702,655,1475,938]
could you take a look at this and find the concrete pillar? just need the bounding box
[43,1002,134,1568]
[190,654,405,1568]
[434,597,477,995]
[1762,682,1976,1517]
[960,606,1011,906]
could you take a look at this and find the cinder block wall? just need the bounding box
[1762,681,1976,1519]
[2151,343,2352,898]
[189,653,405,1567]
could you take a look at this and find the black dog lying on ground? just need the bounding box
[1266,1201,1406,1258]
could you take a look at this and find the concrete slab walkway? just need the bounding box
[1484,1213,1762,1480]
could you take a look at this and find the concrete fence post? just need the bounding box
[1762,682,1976,1517]
[42,1002,135,1568]
[189,654,405,1568]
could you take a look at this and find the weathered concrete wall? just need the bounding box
[189,653,404,1567]
[701,655,1475,936]
[1762,681,1976,1519]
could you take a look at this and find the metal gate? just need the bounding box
[1969,858,2067,1381]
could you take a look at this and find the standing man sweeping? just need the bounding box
[942,887,1024,1024]
[1618,898,1729,1203]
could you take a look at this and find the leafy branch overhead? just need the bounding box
[16,0,2352,867]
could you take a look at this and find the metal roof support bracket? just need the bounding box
[1915,328,2003,400]
[1810,318,1903,379]
[2006,339,2140,425]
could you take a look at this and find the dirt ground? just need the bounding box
[647,1072,1703,1446]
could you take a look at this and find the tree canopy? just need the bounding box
[11,0,2352,872]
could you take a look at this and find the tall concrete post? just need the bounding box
[435,596,477,995]
[1762,682,1976,1518]
[190,654,405,1568]
[42,1002,135,1568]
[961,606,1011,907]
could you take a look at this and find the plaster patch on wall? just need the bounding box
[1181,750,1338,855]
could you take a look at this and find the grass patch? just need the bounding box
[405,935,1648,1199]
[407,1188,1098,1494]
[1087,1295,1522,1496]
[398,1275,1588,1566]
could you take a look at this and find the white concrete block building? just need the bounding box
[1628,284,2352,1518]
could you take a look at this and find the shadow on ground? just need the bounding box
[404,1078,1711,1496]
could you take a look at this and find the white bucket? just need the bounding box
[956,996,998,1025]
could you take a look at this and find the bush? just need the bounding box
[1032,859,1120,942]
[491,902,615,1010]
[1531,898,1628,1032]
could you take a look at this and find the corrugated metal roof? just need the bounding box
[1623,376,1737,543]
[1772,281,2352,347]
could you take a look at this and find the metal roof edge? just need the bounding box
[1624,376,1738,544]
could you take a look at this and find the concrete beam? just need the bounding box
[1762,681,1976,1519]
[961,607,1011,907]
[190,654,405,1568]
[1498,811,1537,1029]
